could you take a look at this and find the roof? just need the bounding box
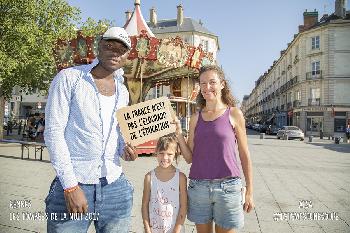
[124,3,155,37]
[147,17,216,36]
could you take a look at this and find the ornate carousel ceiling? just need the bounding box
[53,0,216,104]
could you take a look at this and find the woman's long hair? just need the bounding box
[196,65,236,109]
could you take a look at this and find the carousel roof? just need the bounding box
[124,0,155,37]
[148,18,215,36]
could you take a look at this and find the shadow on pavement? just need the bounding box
[306,142,350,153]
[0,154,51,163]
[246,129,260,135]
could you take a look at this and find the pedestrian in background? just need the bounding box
[176,65,254,233]
[346,123,350,143]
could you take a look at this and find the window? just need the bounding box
[310,88,320,99]
[200,39,209,51]
[295,90,301,100]
[334,118,346,132]
[311,36,320,49]
[312,61,320,75]
[307,117,323,132]
[154,85,161,98]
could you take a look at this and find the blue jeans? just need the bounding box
[187,177,244,230]
[45,174,134,233]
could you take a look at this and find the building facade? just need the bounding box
[242,1,350,137]
[143,4,219,100]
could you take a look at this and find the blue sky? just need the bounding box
[66,0,349,103]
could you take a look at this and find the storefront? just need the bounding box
[275,112,287,128]
[294,106,350,137]
[306,112,324,136]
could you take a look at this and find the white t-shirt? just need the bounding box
[99,93,116,148]
[98,93,122,180]
[149,169,185,233]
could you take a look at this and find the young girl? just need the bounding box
[142,133,187,233]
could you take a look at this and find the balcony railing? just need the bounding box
[306,70,322,80]
[292,76,298,84]
[308,98,320,106]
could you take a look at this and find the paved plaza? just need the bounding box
[0,131,349,233]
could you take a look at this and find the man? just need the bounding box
[44,27,138,233]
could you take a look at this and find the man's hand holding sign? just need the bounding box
[116,97,176,149]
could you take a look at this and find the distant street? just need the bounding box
[0,131,349,233]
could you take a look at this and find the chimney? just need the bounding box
[303,9,318,30]
[134,0,140,6]
[298,25,305,32]
[150,7,157,27]
[125,10,132,23]
[335,0,347,18]
[177,4,184,27]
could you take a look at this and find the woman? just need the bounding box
[176,65,254,233]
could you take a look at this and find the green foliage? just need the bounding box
[80,18,113,37]
[0,0,81,97]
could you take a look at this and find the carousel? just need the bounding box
[53,0,217,153]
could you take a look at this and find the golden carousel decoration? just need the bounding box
[53,0,216,106]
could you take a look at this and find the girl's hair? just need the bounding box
[196,65,237,109]
[155,133,179,163]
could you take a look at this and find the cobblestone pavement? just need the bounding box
[0,131,349,233]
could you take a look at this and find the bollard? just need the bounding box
[260,133,265,139]
[335,137,340,144]
[320,130,323,139]
[308,136,313,142]
[284,134,289,140]
[328,136,331,140]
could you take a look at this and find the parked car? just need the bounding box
[276,126,304,140]
[246,123,253,129]
[259,124,268,133]
[252,124,260,130]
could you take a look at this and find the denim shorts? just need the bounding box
[45,174,134,233]
[187,177,244,230]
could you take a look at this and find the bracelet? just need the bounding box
[64,185,79,193]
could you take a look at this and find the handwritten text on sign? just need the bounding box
[116,97,175,146]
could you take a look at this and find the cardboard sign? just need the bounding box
[116,97,176,146]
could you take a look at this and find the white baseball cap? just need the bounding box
[102,27,131,49]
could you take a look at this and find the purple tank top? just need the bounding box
[189,108,241,179]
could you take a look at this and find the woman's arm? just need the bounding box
[230,107,255,213]
[141,172,152,233]
[173,172,187,233]
[175,113,198,164]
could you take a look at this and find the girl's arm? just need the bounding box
[141,172,152,233]
[175,113,198,164]
[230,107,255,213]
[173,172,187,233]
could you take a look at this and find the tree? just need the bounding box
[0,0,81,138]
[0,0,112,139]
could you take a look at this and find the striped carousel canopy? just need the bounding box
[124,0,155,37]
